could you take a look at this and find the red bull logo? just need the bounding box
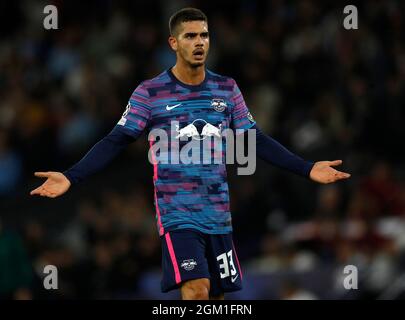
[175,123,200,139]
[176,119,222,140]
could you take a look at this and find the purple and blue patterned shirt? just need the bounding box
[118,68,255,235]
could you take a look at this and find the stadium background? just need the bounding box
[1,0,405,299]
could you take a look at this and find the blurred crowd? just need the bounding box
[1,0,405,299]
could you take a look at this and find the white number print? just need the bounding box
[217,250,237,279]
[227,250,237,277]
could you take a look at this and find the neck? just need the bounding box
[172,60,205,85]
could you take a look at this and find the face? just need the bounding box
[169,20,210,68]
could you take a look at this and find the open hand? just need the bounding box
[309,160,351,184]
[30,172,71,198]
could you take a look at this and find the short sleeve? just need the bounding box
[117,83,152,137]
[230,79,256,131]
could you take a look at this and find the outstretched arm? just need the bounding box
[63,126,137,184]
[253,124,350,184]
[30,126,138,198]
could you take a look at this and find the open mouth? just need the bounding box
[193,49,204,59]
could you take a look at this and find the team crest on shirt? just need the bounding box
[211,98,227,112]
[181,259,198,271]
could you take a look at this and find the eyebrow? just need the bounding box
[183,32,209,37]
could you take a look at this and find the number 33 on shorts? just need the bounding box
[217,250,239,283]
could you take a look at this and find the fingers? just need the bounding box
[30,187,42,196]
[329,160,343,167]
[32,172,57,197]
[34,172,51,178]
[311,162,351,184]
[336,173,351,180]
[333,170,351,181]
[39,191,57,198]
[327,161,351,182]
[30,186,57,198]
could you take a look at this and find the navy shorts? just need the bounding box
[160,228,243,296]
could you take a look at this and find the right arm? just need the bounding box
[63,125,138,184]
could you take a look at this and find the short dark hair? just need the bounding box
[169,8,208,36]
